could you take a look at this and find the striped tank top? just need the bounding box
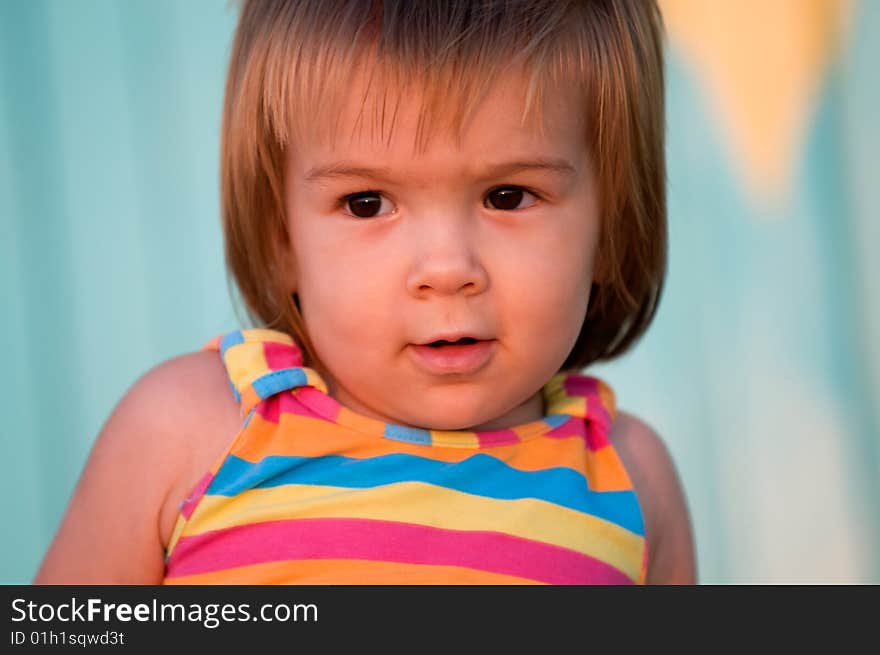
[163,328,647,584]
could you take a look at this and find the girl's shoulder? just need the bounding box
[129,349,243,546]
[35,347,241,583]
[608,411,697,584]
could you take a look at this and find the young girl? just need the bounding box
[36,0,695,585]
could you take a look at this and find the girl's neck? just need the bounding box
[315,362,547,432]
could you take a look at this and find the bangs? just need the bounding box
[255,0,593,151]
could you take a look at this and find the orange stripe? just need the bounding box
[202,335,222,351]
[164,558,542,585]
[597,379,617,418]
[584,446,632,491]
[239,387,260,414]
[233,412,631,491]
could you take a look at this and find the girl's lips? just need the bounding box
[408,340,496,375]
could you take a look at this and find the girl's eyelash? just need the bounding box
[338,189,382,205]
[336,186,542,212]
[488,185,542,201]
[493,184,538,194]
[337,189,397,220]
[483,185,543,212]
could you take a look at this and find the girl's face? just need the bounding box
[282,68,600,431]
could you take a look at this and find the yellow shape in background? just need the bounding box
[659,0,854,211]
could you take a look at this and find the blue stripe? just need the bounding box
[543,414,570,428]
[220,330,244,354]
[251,368,308,399]
[382,414,569,444]
[383,423,433,445]
[228,379,241,404]
[208,453,644,535]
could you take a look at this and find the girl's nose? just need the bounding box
[405,218,489,299]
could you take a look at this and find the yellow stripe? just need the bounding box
[223,341,269,393]
[165,515,187,557]
[552,395,587,418]
[165,558,541,585]
[303,369,328,394]
[181,482,644,581]
[428,430,481,448]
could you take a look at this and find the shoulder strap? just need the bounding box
[544,373,617,443]
[202,328,327,417]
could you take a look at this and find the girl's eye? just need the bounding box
[341,191,396,219]
[484,186,539,211]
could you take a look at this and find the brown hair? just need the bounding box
[220,0,666,370]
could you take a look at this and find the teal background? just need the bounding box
[2,0,877,583]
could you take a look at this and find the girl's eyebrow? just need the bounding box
[304,158,577,184]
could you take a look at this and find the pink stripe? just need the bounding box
[295,387,342,422]
[256,387,339,425]
[586,396,611,449]
[179,472,214,520]
[586,392,612,428]
[257,395,281,423]
[563,375,599,398]
[545,417,583,439]
[263,340,302,370]
[165,518,633,584]
[544,416,609,452]
[586,423,610,450]
[278,392,332,420]
[476,428,520,447]
[585,428,610,451]
[557,376,613,450]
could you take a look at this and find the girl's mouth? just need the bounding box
[408,338,496,375]
[426,337,480,347]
